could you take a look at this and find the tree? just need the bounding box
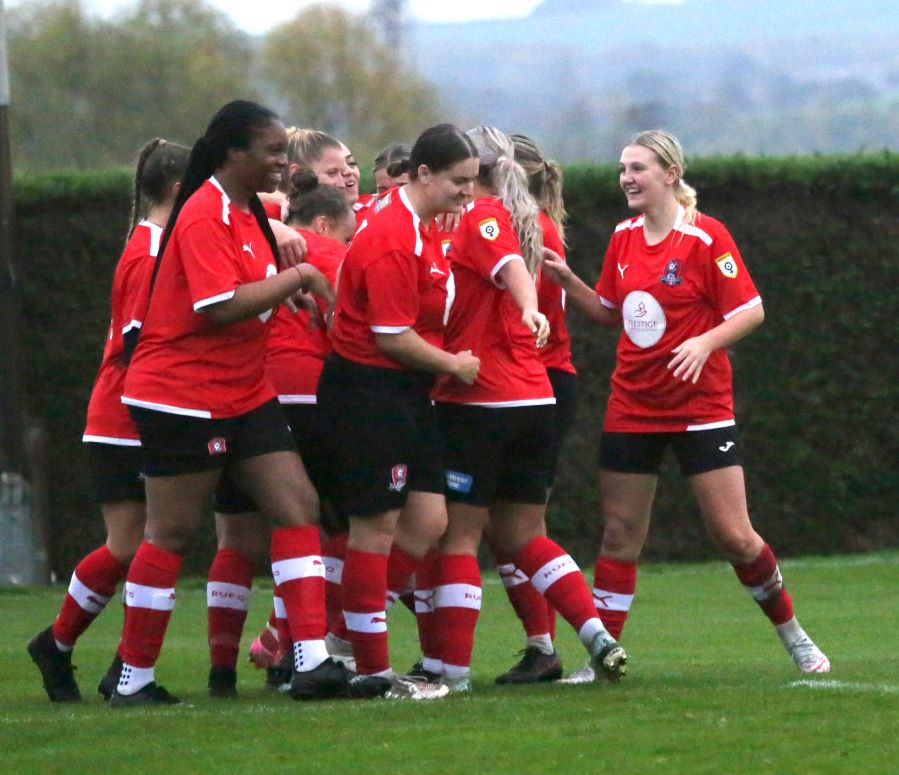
[258,4,441,157]
[7,0,255,170]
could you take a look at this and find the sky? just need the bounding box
[85,0,546,32]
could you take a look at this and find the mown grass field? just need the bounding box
[2,552,897,774]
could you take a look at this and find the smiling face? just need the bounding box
[340,143,361,205]
[234,121,288,195]
[619,143,678,213]
[421,156,479,216]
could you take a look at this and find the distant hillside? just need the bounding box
[407,0,899,160]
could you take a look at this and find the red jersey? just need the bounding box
[123,178,279,419]
[353,193,377,228]
[595,206,761,432]
[432,197,554,407]
[262,199,284,221]
[329,186,451,370]
[536,212,576,375]
[266,229,345,403]
[83,221,160,445]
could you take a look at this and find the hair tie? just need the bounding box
[496,155,508,164]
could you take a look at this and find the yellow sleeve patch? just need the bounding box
[478,217,500,241]
[715,252,738,278]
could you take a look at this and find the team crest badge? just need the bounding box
[207,437,227,455]
[388,464,408,492]
[479,217,500,241]
[715,252,739,278]
[375,192,392,212]
[660,259,683,286]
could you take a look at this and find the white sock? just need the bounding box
[294,639,329,672]
[578,617,611,650]
[526,634,554,655]
[116,663,154,695]
[421,657,443,674]
[775,617,804,645]
[442,663,470,680]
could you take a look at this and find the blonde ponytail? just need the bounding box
[630,129,698,225]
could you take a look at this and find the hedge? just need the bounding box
[12,154,899,574]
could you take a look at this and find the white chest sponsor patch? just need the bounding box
[622,290,666,348]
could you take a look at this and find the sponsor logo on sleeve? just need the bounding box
[478,217,500,241]
[715,252,738,278]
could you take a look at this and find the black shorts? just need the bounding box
[546,369,579,487]
[213,403,343,522]
[599,425,743,477]
[316,355,444,517]
[85,442,146,503]
[129,398,296,478]
[437,403,555,507]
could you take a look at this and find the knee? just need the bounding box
[599,513,644,559]
[712,525,763,564]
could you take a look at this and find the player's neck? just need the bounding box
[642,198,679,246]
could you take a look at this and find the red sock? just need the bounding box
[516,537,597,637]
[342,549,389,675]
[121,541,182,668]
[271,526,327,670]
[497,562,552,638]
[52,545,128,648]
[322,532,348,634]
[436,554,481,673]
[592,556,637,639]
[414,548,441,666]
[386,545,418,610]
[207,548,254,670]
[733,543,794,625]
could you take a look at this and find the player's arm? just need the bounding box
[495,257,550,347]
[542,247,619,327]
[668,303,764,384]
[375,330,480,385]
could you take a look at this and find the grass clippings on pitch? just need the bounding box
[1,552,897,774]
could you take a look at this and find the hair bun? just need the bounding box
[289,167,320,196]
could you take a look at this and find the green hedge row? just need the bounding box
[12,155,899,574]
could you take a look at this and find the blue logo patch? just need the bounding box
[445,470,474,494]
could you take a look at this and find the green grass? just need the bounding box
[3,553,897,774]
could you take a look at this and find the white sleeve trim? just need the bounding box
[722,295,762,320]
[599,295,618,310]
[121,319,142,335]
[371,324,412,334]
[490,254,524,288]
[194,290,235,311]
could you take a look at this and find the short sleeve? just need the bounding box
[178,219,243,310]
[594,235,620,309]
[366,250,420,332]
[465,205,524,285]
[703,222,761,319]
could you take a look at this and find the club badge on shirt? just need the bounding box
[660,259,683,286]
[479,218,500,241]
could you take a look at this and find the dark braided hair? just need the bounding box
[157,100,283,271]
[286,169,352,227]
[127,138,190,240]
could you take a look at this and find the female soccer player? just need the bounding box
[544,129,829,682]
[316,123,481,697]
[487,133,575,684]
[430,126,626,693]
[110,100,343,706]
[27,139,189,703]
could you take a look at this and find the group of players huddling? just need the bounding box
[27,100,830,706]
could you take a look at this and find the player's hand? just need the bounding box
[451,350,480,385]
[668,334,714,384]
[435,211,463,233]
[522,308,550,348]
[541,248,571,287]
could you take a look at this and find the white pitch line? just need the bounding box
[788,679,899,694]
